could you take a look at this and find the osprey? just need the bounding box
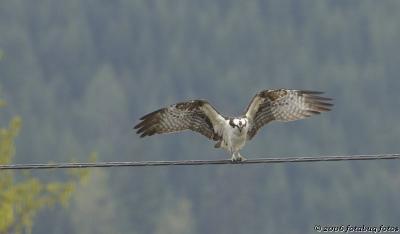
[134,89,333,162]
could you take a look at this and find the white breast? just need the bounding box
[221,120,248,153]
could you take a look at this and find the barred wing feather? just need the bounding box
[134,100,225,141]
[245,89,333,139]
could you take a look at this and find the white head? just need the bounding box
[229,118,248,132]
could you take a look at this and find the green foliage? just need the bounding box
[0,101,91,234]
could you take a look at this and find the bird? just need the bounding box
[134,89,333,162]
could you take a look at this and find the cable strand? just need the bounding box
[1,153,399,170]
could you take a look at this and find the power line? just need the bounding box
[0,153,399,170]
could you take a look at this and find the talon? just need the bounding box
[236,153,246,162]
[232,158,242,163]
[230,153,245,163]
[230,155,237,162]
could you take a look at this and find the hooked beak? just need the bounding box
[238,126,243,132]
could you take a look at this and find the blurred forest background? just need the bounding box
[1,0,400,233]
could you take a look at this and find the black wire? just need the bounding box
[0,154,399,170]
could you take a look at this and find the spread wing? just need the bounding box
[245,89,333,140]
[134,100,226,141]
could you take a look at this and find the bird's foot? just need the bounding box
[237,153,246,162]
[230,154,238,162]
[230,153,246,163]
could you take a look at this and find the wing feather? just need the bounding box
[245,89,333,139]
[134,100,225,141]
